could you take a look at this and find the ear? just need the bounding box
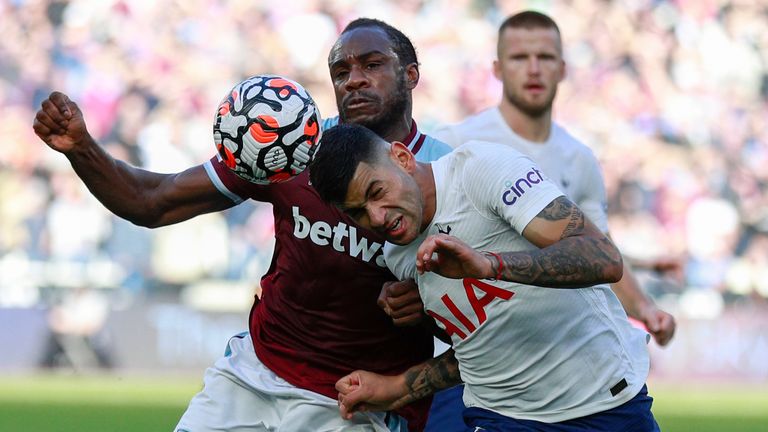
[558,59,567,83]
[404,63,419,90]
[492,59,502,81]
[389,141,416,172]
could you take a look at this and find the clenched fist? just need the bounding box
[33,91,90,154]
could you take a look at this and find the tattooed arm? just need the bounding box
[416,196,623,287]
[335,349,461,419]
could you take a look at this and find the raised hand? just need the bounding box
[33,91,90,153]
[415,234,493,279]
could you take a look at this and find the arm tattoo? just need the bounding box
[536,197,575,222]
[499,196,622,287]
[400,349,461,405]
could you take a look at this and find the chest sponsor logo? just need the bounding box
[502,167,545,205]
[292,206,386,267]
[426,278,515,340]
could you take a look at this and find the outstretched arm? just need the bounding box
[33,92,234,227]
[611,262,676,346]
[417,196,623,287]
[336,349,461,419]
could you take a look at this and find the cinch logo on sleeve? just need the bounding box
[292,206,386,267]
[502,167,545,205]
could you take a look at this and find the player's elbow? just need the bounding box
[603,246,624,283]
[125,213,163,229]
[121,202,168,229]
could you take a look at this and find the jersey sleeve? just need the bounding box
[574,150,609,233]
[204,155,271,203]
[460,144,564,234]
[383,242,417,281]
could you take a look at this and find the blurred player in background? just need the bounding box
[33,18,450,432]
[433,9,676,346]
[310,123,659,432]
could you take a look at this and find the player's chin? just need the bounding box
[342,111,382,127]
[386,230,417,246]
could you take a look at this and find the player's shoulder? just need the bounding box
[431,108,498,144]
[321,116,340,131]
[454,139,529,161]
[452,107,499,131]
[419,133,452,161]
[442,140,533,181]
[551,123,597,158]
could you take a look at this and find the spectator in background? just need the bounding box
[39,285,112,370]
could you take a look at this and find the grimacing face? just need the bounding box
[340,144,424,245]
[494,26,565,117]
[328,26,411,135]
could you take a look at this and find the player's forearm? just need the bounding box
[610,262,653,320]
[394,349,462,408]
[64,135,176,227]
[495,233,623,287]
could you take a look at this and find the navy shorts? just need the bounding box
[425,385,466,431]
[462,385,660,432]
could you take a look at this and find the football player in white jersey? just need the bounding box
[432,11,677,349]
[395,12,676,431]
[310,123,660,431]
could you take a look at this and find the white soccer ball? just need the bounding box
[213,75,322,184]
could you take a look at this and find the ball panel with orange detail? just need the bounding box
[212,74,322,184]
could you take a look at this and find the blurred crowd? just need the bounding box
[1,0,766,320]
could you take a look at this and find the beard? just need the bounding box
[504,86,557,118]
[339,76,409,138]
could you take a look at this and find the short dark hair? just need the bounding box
[499,10,561,35]
[310,124,385,205]
[341,18,419,68]
[498,11,562,55]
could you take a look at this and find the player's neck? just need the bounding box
[498,102,552,143]
[375,111,414,144]
[415,163,436,232]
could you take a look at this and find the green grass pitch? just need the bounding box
[0,375,766,431]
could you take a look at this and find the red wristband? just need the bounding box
[482,251,504,281]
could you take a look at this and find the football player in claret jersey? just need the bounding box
[33,18,450,432]
[310,123,660,431]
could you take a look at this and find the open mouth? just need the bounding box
[386,216,404,236]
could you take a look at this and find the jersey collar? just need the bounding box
[402,120,426,155]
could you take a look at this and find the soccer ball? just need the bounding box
[213,74,321,184]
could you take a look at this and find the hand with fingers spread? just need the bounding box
[335,371,408,420]
[33,91,91,154]
[378,279,425,326]
[415,234,494,279]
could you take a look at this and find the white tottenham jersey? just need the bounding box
[432,108,609,232]
[385,142,649,422]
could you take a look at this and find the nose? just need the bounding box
[344,65,369,91]
[527,56,540,75]
[367,204,387,230]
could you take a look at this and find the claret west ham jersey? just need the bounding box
[203,118,451,429]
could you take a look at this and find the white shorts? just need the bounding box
[174,332,406,432]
